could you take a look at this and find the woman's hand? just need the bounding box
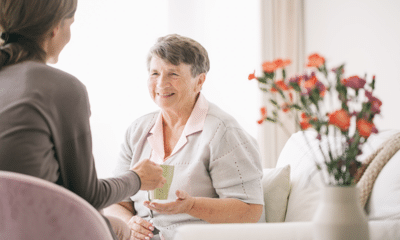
[143,190,195,215]
[127,216,155,240]
[130,159,166,190]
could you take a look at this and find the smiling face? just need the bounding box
[148,56,205,115]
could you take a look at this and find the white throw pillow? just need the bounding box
[276,131,325,222]
[261,164,291,222]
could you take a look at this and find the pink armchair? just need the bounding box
[0,171,113,240]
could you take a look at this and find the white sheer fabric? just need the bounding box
[258,0,305,168]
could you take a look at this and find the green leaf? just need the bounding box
[300,95,308,107]
[266,117,277,123]
[265,72,275,79]
[309,89,321,107]
[369,78,375,90]
[257,77,267,84]
[259,87,269,93]
[290,82,301,92]
[270,99,278,106]
[291,104,302,110]
[278,89,286,99]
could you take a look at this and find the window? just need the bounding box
[56,0,261,177]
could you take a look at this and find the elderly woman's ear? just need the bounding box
[195,73,206,92]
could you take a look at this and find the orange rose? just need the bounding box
[303,75,318,89]
[306,53,325,68]
[299,112,313,129]
[261,106,267,117]
[275,80,289,91]
[357,119,374,138]
[262,61,277,73]
[248,70,257,80]
[274,59,291,69]
[328,109,351,131]
[257,107,268,124]
[300,119,312,130]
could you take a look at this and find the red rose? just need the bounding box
[365,91,382,114]
[341,76,366,90]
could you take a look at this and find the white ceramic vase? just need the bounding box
[312,186,369,240]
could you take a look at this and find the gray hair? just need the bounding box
[147,34,210,77]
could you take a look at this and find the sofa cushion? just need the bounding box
[261,164,291,222]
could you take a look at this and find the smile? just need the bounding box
[157,93,175,97]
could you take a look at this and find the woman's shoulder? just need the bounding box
[23,61,83,89]
[204,101,258,145]
[205,102,242,130]
[3,61,84,96]
[125,111,159,135]
[1,61,86,104]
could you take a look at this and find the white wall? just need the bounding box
[56,1,168,177]
[55,0,262,178]
[305,0,400,131]
[168,0,262,142]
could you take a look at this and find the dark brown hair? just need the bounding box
[147,34,210,77]
[0,0,77,69]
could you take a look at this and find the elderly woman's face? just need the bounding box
[148,56,204,113]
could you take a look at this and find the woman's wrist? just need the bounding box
[185,196,196,215]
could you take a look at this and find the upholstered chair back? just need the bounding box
[0,171,113,240]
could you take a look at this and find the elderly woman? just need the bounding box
[104,34,264,240]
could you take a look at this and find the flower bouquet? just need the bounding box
[249,54,382,186]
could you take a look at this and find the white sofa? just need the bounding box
[174,129,400,240]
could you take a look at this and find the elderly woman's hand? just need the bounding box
[143,190,195,215]
[127,216,155,240]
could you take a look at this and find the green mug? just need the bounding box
[149,165,174,202]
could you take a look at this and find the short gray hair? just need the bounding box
[147,34,210,77]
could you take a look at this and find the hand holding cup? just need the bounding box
[130,159,165,190]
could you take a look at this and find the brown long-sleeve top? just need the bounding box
[0,60,140,210]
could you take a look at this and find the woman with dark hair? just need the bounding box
[0,1,165,239]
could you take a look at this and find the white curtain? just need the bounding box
[258,0,305,168]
